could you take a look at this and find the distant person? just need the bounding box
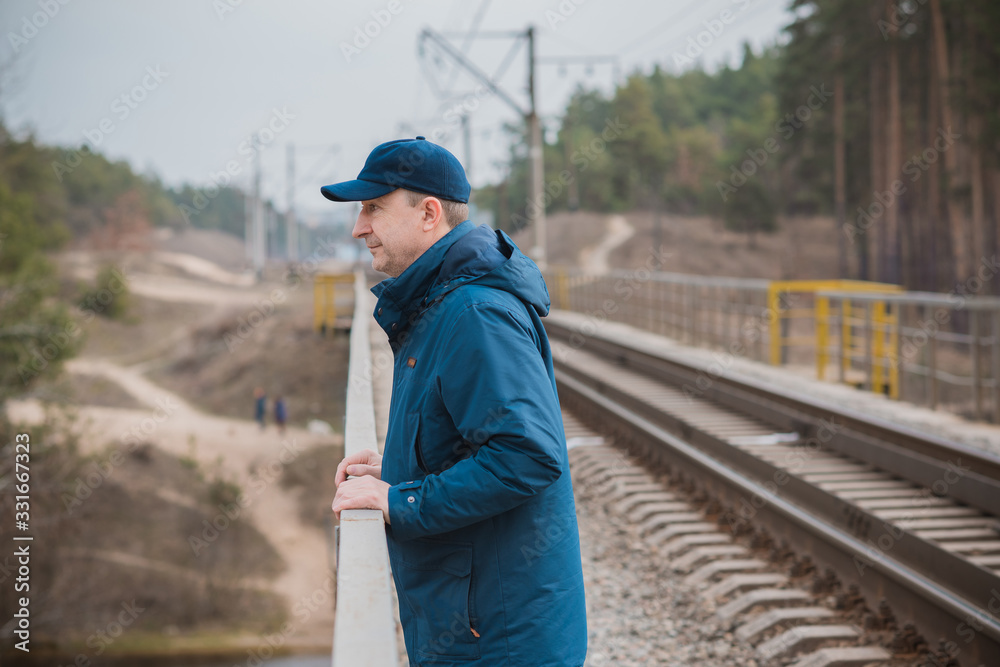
[328,137,587,665]
[253,387,266,430]
[274,396,287,434]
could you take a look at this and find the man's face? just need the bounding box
[352,189,427,277]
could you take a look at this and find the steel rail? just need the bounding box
[546,316,1000,666]
[545,316,1000,516]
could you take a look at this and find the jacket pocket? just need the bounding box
[383,411,428,484]
[396,538,480,661]
[411,412,431,476]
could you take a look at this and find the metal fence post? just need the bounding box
[973,309,982,420]
[929,315,939,410]
[841,299,851,382]
[768,285,781,365]
[889,303,900,400]
[993,309,1000,423]
[864,302,874,392]
[816,296,829,380]
[872,300,886,395]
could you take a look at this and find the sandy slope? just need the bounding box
[9,255,346,651]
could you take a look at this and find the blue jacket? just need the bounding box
[373,221,587,666]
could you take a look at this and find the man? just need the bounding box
[253,387,266,430]
[326,136,587,666]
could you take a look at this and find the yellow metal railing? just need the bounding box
[811,284,902,397]
[314,273,355,334]
[554,267,571,312]
[767,280,901,368]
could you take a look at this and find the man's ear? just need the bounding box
[420,196,444,232]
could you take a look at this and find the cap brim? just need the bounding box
[320,179,396,202]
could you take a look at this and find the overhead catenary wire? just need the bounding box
[614,0,723,57]
[631,0,781,69]
[443,0,494,91]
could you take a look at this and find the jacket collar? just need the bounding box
[370,220,476,339]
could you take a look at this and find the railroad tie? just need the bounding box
[787,646,892,667]
[715,588,811,623]
[756,625,860,663]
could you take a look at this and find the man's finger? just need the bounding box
[334,479,376,505]
[335,462,351,487]
[335,452,372,486]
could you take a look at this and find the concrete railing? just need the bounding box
[332,271,399,667]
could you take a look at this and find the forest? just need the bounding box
[479,0,1000,292]
[0,128,248,399]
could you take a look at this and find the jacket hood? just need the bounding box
[371,221,550,339]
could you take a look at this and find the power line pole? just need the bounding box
[461,113,473,184]
[418,28,618,270]
[244,176,253,266]
[526,26,547,269]
[286,142,298,262]
[253,149,265,278]
[418,26,547,268]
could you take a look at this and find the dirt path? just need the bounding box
[10,253,348,651]
[127,272,270,306]
[151,251,256,287]
[579,214,635,274]
[10,361,340,649]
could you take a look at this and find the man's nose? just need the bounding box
[352,214,370,239]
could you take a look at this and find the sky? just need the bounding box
[0,0,793,221]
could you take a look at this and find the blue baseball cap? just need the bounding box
[320,136,471,204]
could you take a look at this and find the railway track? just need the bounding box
[546,312,1000,667]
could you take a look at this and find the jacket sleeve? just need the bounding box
[387,300,565,541]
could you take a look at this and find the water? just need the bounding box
[179,656,329,667]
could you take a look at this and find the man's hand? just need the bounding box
[332,476,391,524]
[335,448,383,486]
